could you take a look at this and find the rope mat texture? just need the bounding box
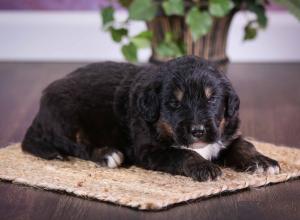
[0,140,300,210]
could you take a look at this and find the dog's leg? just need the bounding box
[135,144,222,181]
[217,137,280,174]
[22,125,90,161]
[130,117,222,181]
[22,111,93,161]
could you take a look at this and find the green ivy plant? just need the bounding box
[101,0,300,62]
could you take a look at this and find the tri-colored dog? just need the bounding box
[22,56,280,181]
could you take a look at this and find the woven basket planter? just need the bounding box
[147,11,235,71]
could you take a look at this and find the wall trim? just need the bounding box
[0,10,299,62]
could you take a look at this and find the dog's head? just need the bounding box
[137,56,239,148]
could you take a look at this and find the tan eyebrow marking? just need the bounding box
[219,117,226,134]
[174,88,184,101]
[204,86,212,98]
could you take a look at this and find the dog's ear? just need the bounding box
[137,82,161,123]
[224,81,240,119]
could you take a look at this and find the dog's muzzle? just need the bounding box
[190,124,206,139]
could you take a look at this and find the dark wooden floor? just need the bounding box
[0,62,299,220]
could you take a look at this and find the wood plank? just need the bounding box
[0,62,299,220]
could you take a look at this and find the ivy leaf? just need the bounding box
[186,7,213,41]
[110,28,128,42]
[164,32,173,42]
[129,0,157,21]
[131,31,153,48]
[101,7,114,28]
[118,0,133,8]
[156,32,184,57]
[156,42,183,57]
[209,0,234,17]
[244,23,257,40]
[121,42,137,62]
[248,4,267,28]
[162,0,184,16]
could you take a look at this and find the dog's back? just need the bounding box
[22,61,140,162]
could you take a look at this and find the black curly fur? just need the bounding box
[22,56,279,181]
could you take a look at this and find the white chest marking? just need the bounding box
[174,142,225,161]
[191,143,225,160]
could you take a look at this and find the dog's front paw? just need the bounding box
[243,155,280,175]
[183,159,222,181]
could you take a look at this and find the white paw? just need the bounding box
[255,166,265,174]
[266,165,280,174]
[254,165,280,175]
[105,151,124,168]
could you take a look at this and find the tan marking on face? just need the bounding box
[174,89,184,101]
[219,118,226,134]
[204,87,212,98]
[157,120,174,138]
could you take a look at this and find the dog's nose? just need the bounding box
[191,124,206,138]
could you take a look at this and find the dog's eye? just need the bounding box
[168,101,181,109]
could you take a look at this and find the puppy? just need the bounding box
[22,56,280,181]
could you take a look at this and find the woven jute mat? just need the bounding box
[0,140,299,210]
